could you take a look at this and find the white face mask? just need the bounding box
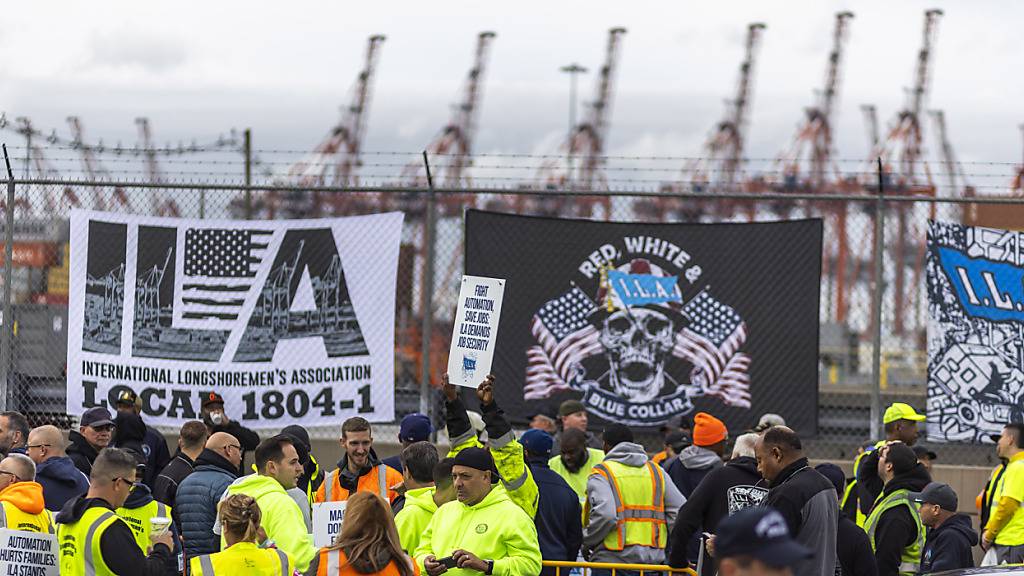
[209,412,224,425]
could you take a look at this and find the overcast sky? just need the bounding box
[2,0,1020,187]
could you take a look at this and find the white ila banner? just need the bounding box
[67,209,403,428]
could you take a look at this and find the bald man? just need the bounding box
[28,425,89,512]
[175,431,243,556]
[0,453,52,533]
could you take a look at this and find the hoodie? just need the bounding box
[764,458,839,576]
[584,442,686,566]
[919,513,978,574]
[55,495,173,576]
[66,430,101,477]
[871,464,932,576]
[222,473,317,571]
[36,455,90,512]
[413,484,542,576]
[666,445,724,499]
[117,482,183,562]
[395,486,438,554]
[528,454,583,575]
[0,481,51,532]
[668,455,767,574]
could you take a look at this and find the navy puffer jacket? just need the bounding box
[175,448,238,557]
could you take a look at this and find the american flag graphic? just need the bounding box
[525,287,602,400]
[673,291,751,407]
[180,228,272,321]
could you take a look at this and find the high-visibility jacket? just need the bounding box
[315,547,420,576]
[864,488,925,576]
[845,440,885,527]
[190,541,293,575]
[985,452,1024,545]
[395,486,437,554]
[57,506,122,575]
[549,448,605,504]
[315,464,402,504]
[303,454,323,507]
[449,430,539,518]
[0,482,53,534]
[590,460,668,551]
[116,499,172,553]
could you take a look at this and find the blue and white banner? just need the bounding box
[67,209,403,428]
[927,220,1024,442]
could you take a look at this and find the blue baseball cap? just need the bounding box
[399,413,433,443]
[715,506,811,568]
[520,429,554,456]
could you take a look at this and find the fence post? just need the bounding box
[0,145,14,411]
[244,129,253,220]
[869,157,886,441]
[419,151,438,420]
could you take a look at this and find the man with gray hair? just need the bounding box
[27,424,89,512]
[0,452,51,532]
[669,432,769,575]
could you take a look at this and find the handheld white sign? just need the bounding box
[0,529,57,576]
[447,275,505,388]
[312,501,347,547]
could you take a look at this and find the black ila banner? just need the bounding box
[464,210,822,434]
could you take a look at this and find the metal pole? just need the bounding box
[869,157,885,441]
[419,151,438,420]
[561,64,587,190]
[1,145,15,411]
[244,129,253,220]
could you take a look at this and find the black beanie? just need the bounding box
[453,447,500,480]
[281,425,311,464]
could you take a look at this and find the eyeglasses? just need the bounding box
[25,444,50,451]
[112,477,136,492]
[0,470,20,483]
[224,444,241,453]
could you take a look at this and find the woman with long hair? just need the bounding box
[307,491,418,576]
[190,493,295,575]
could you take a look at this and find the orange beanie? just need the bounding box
[692,412,727,447]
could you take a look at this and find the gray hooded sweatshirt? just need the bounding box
[584,441,686,565]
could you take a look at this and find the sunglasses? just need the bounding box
[112,477,136,492]
[0,470,20,483]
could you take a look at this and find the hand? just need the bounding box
[476,375,495,407]
[705,534,716,558]
[439,374,458,402]
[424,555,448,576]
[452,549,488,572]
[151,529,174,552]
[982,533,994,551]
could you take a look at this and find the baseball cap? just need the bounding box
[81,407,115,428]
[115,389,138,406]
[665,431,690,453]
[398,413,433,443]
[715,506,812,568]
[883,402,926,424]
[520,429,554,457]
[202,392,225,409]
[814,463,846,496]
[559,399,586,418]
[910,482,958,512]
[912,445,937,461]
[883,443,919,475]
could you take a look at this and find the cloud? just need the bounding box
[88,30,187,73]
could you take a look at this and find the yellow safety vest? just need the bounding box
[864,488,925,576]
[190,541,293,575]
[844,440,885,528]
[116,499,171,553]
[590,460,668,551]
[0,500,54,534]
[57,506,122,576]
[305,455,322,507]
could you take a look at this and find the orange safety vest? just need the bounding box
[315,464,402,503]
[591,460,668,551]
[651,451,668,466]
[316,547,420,576]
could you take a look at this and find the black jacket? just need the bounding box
[55,496,173,576]
[871,464,932,576]
[838,514,878,576]
[528,455,583,575]
[152,451,195,512]
[765,458,839,576]
[668,456,767,574]
[66,430,101,477]
[919,513,978,574]
[857,446,886,518]
[142,425,172,490]
[207,419,260,474]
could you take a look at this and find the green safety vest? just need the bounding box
[864,488,925,575]
[116,499,171,553]
[57,506,122,576]
[590,460,668,551]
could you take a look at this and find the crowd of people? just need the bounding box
[0,382,1011,575]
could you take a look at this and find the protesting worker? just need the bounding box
[814,463,877,576]
[315,417,403,505]
[394,442,442,553]
[382,413,434,473]
[67,406,116,477]
[851,403,925,524]
[864,442,930,576]
[414,447,541,576]
[177,431,242,558]
[114,389,172,489]
[584,424,684,574]
[439,373,539,518]
[56,447,175,575]
[981,422,1024,563]
[713,506,812,576]
[912,482,977,573]
[28,424,90,513]
[202,391,261,474]
[520,429,582,575]
[283,424,325,509]
[309,491,419,576]
[0,453,53,533]
[549,427,604,504]
[220,435,316,572]
[192,494,294,575]
[115,474,183,565]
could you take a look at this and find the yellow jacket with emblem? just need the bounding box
[444,395,539,518]
[413,483,541,576]
[115,482,177,554]
[190,541,294,575]
[0,481,53,533]
[582,441,685,566]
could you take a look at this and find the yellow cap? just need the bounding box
[883,402,926,424]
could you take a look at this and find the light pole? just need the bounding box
[560,63,587,189]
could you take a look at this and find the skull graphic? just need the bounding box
[600,307,678,402]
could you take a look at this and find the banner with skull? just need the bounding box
[465,210,823,432]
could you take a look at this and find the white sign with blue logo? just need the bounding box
[448,275,505,388]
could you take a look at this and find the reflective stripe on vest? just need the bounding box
[592,460,668,551]
[195,547,289,575]
[200,554,215,575]
[325,465,388,502]
[326,469,337,501]
[58,508,118,576]
[864,489,925,576]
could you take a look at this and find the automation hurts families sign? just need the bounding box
[66,209,403,428]
[465,210,823,431]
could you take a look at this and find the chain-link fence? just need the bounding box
[1,150,1020,466]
